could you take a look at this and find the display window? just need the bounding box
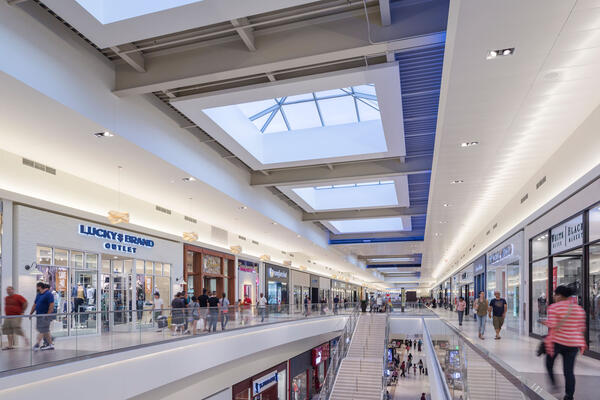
[265,264,289,311]
[238,260,259,306]
[291,372,307,400]
[233,362,287,400]
[184,244,235,304]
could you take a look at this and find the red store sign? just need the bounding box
[312,343,330,367]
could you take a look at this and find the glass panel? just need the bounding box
[155,276,170,302]
[590,204,600,242]
[163,264,170,277]
[101,258,111,274]
[281,102,321,130]
[531,233,549,260]
[71,268,97,335]
[553,249,583,305]
[203,256,221,275]
[186,251,194,274]
[35,265,69,337]
[37,246,52,265]
[353,84,376,96]
[262,110,288,133]
[54,248,68,266]
[237,98,277,119]
[292,372,308,400]
[318,96,357,126]
[136,259,145,274]
[152,262,160,276]
[356,100,381,121]
[123,259,133,274]
[86,253,98,270]
[532,259,549,335]
[588,244,600,354]
[71,251,84,269]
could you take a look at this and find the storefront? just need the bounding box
[265,264,289,311]
[473,255,486,300]
[319,276,331,305]
[292,270,310,313]
[238,259,259,304]
[310,274,320,304]
[289,342,331,400]
[529,204,600,356]
[456,265,474,313]
[13,205,180,336]
[233,362,287,400]
[184,244,235,303]
[331,280,352,305]
[443,279,452,309]
[487,232,523,332]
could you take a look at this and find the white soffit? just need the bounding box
[278,176,410,212]
[172,64,406,170]
[41,0,319,48]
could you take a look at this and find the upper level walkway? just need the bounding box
[432,307,600,400]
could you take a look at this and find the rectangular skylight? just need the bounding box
[329,217,405,233]
[292,181,399,211]
[76,0,202,24]
[236,85,380,134]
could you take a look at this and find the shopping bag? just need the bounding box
[196,319,204,330]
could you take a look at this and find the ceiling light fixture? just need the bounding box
[94,131,113,138]
[271,222,278,225]
[439,221,448,224]
[107,166,129,224]
[182,177,196,182]
[443,203,450,207]
[460,141,479,147]
[239,206,248,210]
[451,180,464,184]
[487,48,514,59]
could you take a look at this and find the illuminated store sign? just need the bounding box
[253,371,278,395]
[78,224,155,254]
[488,244,513,265]
[268,267,288,279]
[551,215,583,255]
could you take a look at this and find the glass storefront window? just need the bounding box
[531,259,548,336]
[590,205,600,242]
[37,246,52,265]
[136,259,144,274]
[553,249,583,305]
[123,259,133,275]
[292,372,307,400]
[531,232,549,260]
[186,251,194,274]
[71,251,84,269]
[54,248,68,266]
[86,253,98,270]
[589,244,600,354]
[163,263,171,276]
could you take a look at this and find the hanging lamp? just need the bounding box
[108,166,129,224]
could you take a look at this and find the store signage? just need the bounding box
[78,224,154,254]
[312,343,330,366]
[253,371,278,395]
[268,267,288,280]
[488,244,513,265]
[239,266,257,273]
[551,215,583,255]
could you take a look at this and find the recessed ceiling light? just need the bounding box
[297,234,301,238]
[487,48,514,60]
[443,203,450,207]
[94,131,113,138]
[460,141,479,147]
[271,222,278,225]
[451,180,464,184]
[182,177,196,182]
[439,221,447,224]
[488,50,497,58]
[239,206,248,210]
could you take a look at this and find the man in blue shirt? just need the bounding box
[488,291,508,340]
[29,282,55,350]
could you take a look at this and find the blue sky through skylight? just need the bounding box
[329,217,405,234]
[237,85,380,134]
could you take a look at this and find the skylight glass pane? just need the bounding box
[329,217,404,233]
[315,185,333,190]
[237,99,277,119]
[282,102,322,130]
[357,101,381,121]
[379,180,394,184]
[315,89,347,98]
[285,93,314,103]
[263,111,288,133]
[352,84,376,96]
[357,181,379,186]
[318,96,358,126]
[333,184,354,188]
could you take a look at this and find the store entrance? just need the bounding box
[101,256,135,331]
[204,276,219,294]
[553,250,583,305]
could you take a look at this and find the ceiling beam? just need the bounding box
[231,18,256,52]
[303,204,427,222]
[250,155,432,187]
[112,1,448,96]
[379,0,391,26]
[110,44,146,73]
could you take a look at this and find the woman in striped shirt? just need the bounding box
[543,285,586,400]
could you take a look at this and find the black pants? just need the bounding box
[546,342,578,400]
[458,310,464,325]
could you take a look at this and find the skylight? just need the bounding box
[314,180,394,190]
[237,85,380,134]
[329,217,405,234]
[75,0,202,24]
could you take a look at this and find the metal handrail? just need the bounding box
[381,307,391,399]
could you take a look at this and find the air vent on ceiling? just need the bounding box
[184,215,197,223]
[536,176,546,189]
[155,205,172,215]
[252,240,259,245]
[521,194,529,204]
[493,223,498,229]
[289,253,294,257]
[238,235,247,241]
[486,230,490,236]
[22,158,56,175]
[281,251,287,255]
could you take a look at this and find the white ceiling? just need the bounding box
[41,0,319,47]
[0,70,380,285]
[423,0,600,283]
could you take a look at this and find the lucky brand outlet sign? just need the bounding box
[78,224,155,254]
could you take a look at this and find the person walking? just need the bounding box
[489,291,508,340]
[413,363,417,375]
[219,293,230,330]
[543,285,586,400]
[473,291,489,339]
[197,288,209,332]
[333,295,339,315]
[30,282,55,350]
[2,286,29,350]
[400,361,406,378]
[456,296,467,326]
[189,296,200,335]
[207,291,220,332]
[303,295,309,316]
[418,359,424,375]
[418,339,423,352]
[420,393,427,400]
[257,292,267,322]
[170,292,185,335]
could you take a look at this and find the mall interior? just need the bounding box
[0,0,599,399]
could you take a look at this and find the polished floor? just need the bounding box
[388,342,430,400]
[433,307,600,400]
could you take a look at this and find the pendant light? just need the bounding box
[182,197,198,242]
[230,245,242,255]
[108,166,129,224]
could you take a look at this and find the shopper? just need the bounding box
[2,286,29,350]
[333,295,339,314]
[257,292,267,322]
[473,291,489,339]
[170,292,186,334]
[456,296,466,326]
[189,296,200,335]
[30,282,55,350]
[303,295,309,316]
[418,339,422,352]
[413,363,417,375]
[219,293,230,330]
[488,291,508,340]
[198,288,209,331]
[400,361,406,377]
[207,291,220,332]
[420,393,427,400]
[543,285,586,400]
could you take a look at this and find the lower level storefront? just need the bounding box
[290,341,332,400]
[233,362,288,400]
